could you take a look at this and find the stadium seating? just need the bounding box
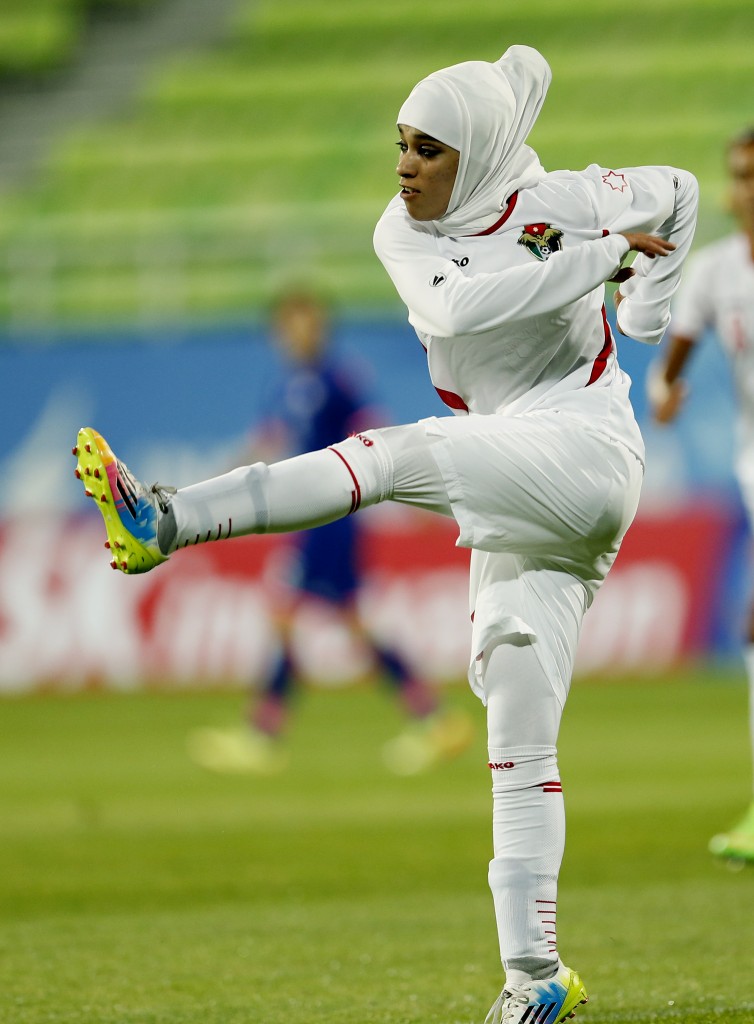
[0,0,161,78]
[0,0,751,329]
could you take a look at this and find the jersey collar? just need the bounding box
[468,192,519,236]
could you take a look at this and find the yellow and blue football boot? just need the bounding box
[484,964,588,1024]
[73,426,175,574]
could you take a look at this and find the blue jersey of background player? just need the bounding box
[264,297,368,605]
[187,288,474,775]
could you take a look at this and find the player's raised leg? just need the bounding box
[73,425,396,574]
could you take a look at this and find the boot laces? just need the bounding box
[150,482,176,513]
[484,985,532,1024]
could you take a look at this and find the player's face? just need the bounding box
[728,142,754,232]
[275,298,327,362]
[396,125,460,221]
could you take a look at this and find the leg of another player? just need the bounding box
[186,616,296,776]
[709,601,754,863]
[365,628,475,775]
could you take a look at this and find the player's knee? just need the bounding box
[487,747,559,792]
[329,429,394,507]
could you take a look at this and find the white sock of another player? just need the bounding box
[487,747,564,988]
[166,433,393,550]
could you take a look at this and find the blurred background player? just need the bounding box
[187,287,474,775]
[648,126,754,863]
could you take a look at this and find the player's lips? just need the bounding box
[400,185,420,199]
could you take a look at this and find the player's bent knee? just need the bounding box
[487,747,559,791]
[328,430,395,507]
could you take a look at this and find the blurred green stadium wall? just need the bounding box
[0,0,751,334]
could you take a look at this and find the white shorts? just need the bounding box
[374,409,644,704]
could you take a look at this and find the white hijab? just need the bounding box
[398,45,551,236]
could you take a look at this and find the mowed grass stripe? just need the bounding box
[0,676,753,1023]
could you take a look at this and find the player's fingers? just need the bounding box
[622,232,676,256]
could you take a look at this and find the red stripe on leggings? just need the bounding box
[328,446,361,514]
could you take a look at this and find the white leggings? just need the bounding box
[171,415,638,981]
[171,422,453,545]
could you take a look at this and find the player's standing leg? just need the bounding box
[708,620,754,864]
[479,577,588,1024]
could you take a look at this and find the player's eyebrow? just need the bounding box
[397,126,445,145]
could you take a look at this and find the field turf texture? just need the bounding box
[1,672,753,1023]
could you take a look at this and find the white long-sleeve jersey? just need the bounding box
[374,164,698,460]
[670,232,754,455]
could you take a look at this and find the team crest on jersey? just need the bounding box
[517,223,564,262]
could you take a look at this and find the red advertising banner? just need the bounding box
[0,502,738,693]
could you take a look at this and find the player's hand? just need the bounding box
[646,362,687,424]
[621,232,676,258]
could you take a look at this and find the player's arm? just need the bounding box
[640,244,711,422]
[374,205,631,337]
[604,166,699,344]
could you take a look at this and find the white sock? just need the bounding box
[488,746,564,982]
[169,434,393,550]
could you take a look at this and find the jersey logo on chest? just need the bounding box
[517,223,564,262]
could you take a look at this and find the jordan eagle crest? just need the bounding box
[517,223,564,262]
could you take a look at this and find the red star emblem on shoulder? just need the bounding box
[602,170,627,192]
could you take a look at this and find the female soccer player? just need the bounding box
[74,44,697,1024]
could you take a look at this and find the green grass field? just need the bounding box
[2,672,753,1023]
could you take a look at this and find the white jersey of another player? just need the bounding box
[671,233,754,459]
[374,163,698,463]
